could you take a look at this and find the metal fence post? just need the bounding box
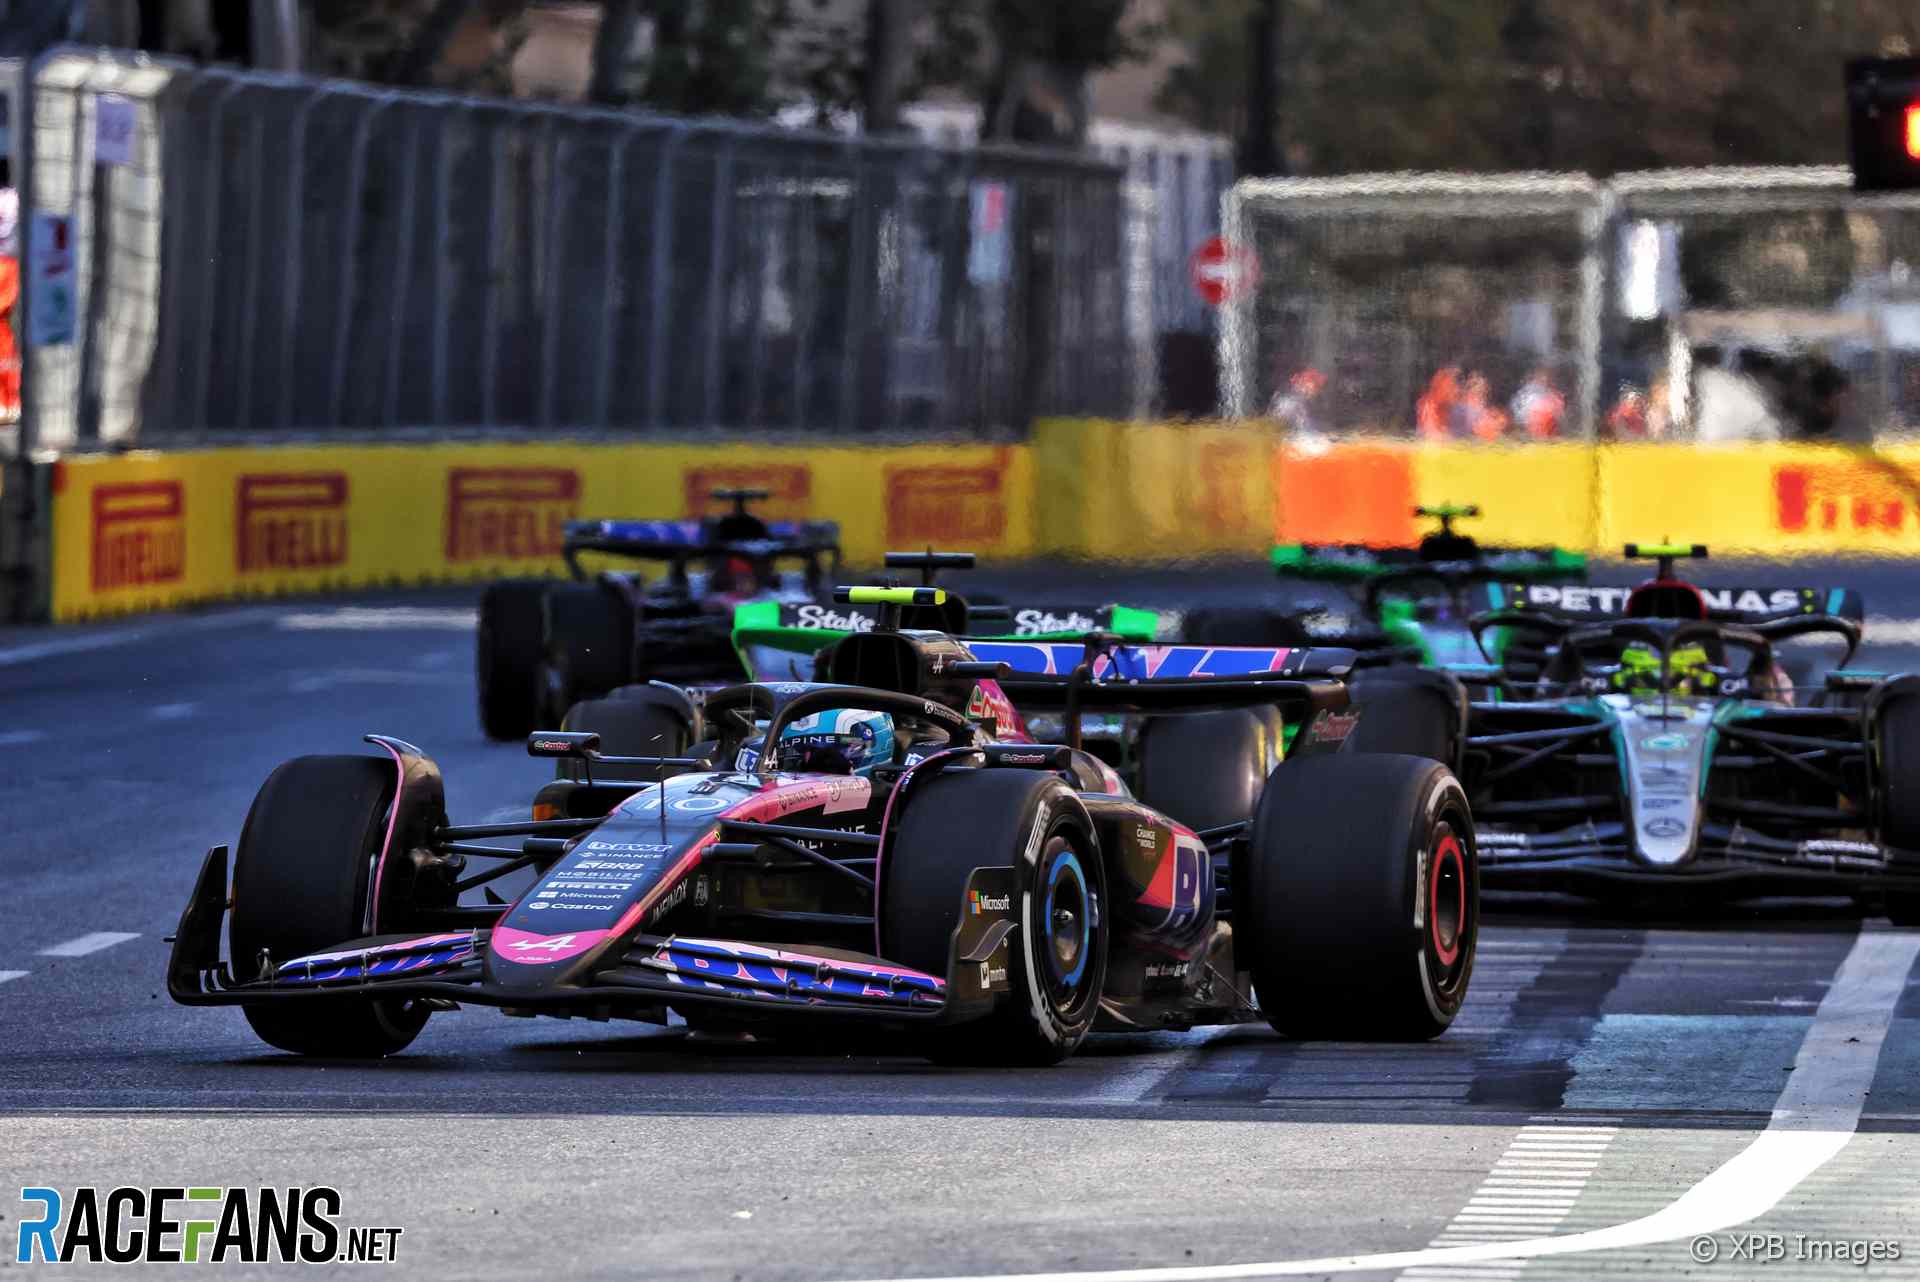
[383,105,423,428]
[594,123,641,430]
[702,134,737,429]
[537,119,566,431]
[232,104,268,432]
[839,140,871,434]
[186,78,248,434]
[326,92,396,427]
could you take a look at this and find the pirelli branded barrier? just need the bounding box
[1270,438,1920,558]
[48,442,1034,620]
[41,430,1920,621]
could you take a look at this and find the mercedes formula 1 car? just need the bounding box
[1347,543,1920,917]
[1189,504,1587,668]
[170,585,1478,1063]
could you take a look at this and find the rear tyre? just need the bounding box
[230,755,430,1057]
[476,579,546,740]
[1241,754,1476,1040]
[883,770,1105,1065]
[556,688,695,782]
[1877,696,1920,852]
[539,582,635,726]
[1136,709,1281,833]
[1347,670,1460,768]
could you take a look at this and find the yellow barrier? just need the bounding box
[49,441,1034,620]
[45,429,1920,620]
[1032,418,1276,558]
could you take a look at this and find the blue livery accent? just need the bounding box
[966,641,1296,680]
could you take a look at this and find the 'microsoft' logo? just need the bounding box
[17,1186,402,1265]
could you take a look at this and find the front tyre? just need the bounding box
[883,769,1106,1065]
[230,755,430,1057]
[1241,754,1476,1040]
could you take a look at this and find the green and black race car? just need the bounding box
[1342,543,1917,915]
[1187,504,1588,668]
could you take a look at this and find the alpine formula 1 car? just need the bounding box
[1188,504,1587,668]
[476,488,844,739]
[169,585,1479,1063]
[1347,543,1920,916]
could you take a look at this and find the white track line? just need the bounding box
[0,971,27,986]
[838,929,1920,1282]
[148,702,198,721]
[0,730,46,747]
[277,607,477,631]
[0,607,296,668]
[38,932,140,958]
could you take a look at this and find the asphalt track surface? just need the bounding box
[3,559,1919,1280]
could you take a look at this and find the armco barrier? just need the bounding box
[47,442,1033,621]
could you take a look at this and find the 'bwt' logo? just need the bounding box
[445,467,580,562]
[91,481,185,592]
[236,473,348,573]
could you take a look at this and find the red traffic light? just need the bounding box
[1847,57,1920,190]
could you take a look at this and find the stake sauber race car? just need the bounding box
[170,581,1479,1064]
[1187,504,1587,666]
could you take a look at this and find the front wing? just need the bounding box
[1478,821,1920,897]
[168,847,951,1023]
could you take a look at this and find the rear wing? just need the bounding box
[1272,542,1585,582]
[963,641,1356,743]
[1489,582,1866,626]
[730,600,1163,677]
[563,518,843,563]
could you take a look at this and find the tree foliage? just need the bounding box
[1154,0,1920,175]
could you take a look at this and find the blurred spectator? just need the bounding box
[1268,367,1328,440]
[1460,371,1509,441]
[1605,384,1650,439]
[1509,366,1565,439]
[1416,366,1461,440]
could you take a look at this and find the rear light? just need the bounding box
[532,802,559,822]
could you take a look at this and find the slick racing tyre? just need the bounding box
[557,686,696,782]
[1241,754,1476,1040]
[1346,669,1463,770]
[230,755,430,1057]
[1876,695,1920,853]
[1136,709,1283,833]
[539,582,635,726]
[476,579,546,740]
[884,770,1106,1066]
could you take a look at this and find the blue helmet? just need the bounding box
[735,707,896,777]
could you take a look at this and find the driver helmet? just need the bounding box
[1610,642,1716,696]
[735,707,896,777]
